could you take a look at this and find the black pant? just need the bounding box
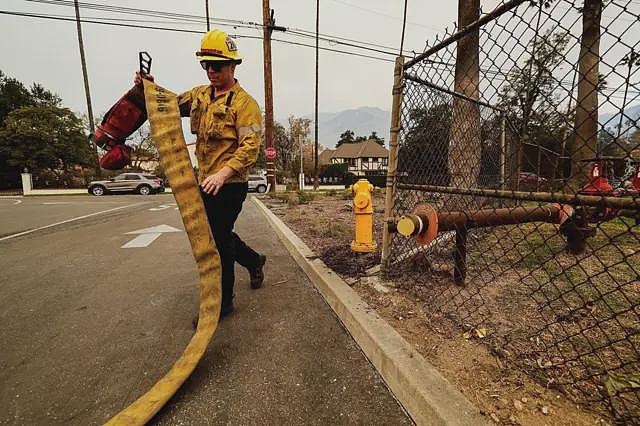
[201,182,259,309]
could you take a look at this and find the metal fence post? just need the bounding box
[453,225,468,285]
[381,56,405,278]
[500,113,506,190]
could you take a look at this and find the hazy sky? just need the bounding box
[1,0,476,120]
[3,0,636,127]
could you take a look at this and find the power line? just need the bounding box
[3,7,638,97]
[325,0,441,31]
[23,0,416,56]
[0,10,395,62]
[25,0,257,27]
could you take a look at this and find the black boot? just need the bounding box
[249,254,266,289]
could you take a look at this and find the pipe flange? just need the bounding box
[413,204,438,245]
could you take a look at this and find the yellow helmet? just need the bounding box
[196,29,242,64]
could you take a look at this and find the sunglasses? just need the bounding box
[200,61,231,72]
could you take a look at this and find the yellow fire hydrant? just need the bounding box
[350,178,377,253]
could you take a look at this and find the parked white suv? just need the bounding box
[247,175,268,193]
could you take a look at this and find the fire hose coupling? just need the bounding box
[395,204,439,245]
[350,179,377,253]
[91,52,152,170]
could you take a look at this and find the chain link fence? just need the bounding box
[382,0,640,421]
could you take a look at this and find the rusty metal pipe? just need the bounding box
[391,204,567,237]
[437,204,564,231]
[396,183,640,209]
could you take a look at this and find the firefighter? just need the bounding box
[135,29,266,320]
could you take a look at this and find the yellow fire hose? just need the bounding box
[106,80,221,424]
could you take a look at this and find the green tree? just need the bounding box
[498,30,572,182]
[320,162,347,178]
[337,129,355,147]
[368,131,385,146]
[401,103,452,185]
[337,129,384,146]
[0,106,94,186]
[0,70,61,125]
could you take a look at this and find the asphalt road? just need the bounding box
[0,194,410,425]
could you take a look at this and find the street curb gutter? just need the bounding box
[253,197,489,426]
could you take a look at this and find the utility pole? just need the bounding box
[262,0,276,192]
[314,0,320,190]
[205,0,210,30]
[261,3,286,192]
[74,0,100,177]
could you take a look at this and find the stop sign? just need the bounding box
[265,146,276,160]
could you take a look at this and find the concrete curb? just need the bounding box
[253,197,489,426]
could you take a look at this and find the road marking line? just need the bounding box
[0,203,143,242]
[13,200,22,205]
[42,202,73,205]
[148,204,176,211]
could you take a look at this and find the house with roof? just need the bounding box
[326,139,389,177]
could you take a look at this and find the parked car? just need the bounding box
[247,174,268,193]
[518,172,547,185]
[88,173,165,196]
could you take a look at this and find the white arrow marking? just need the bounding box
[0,199,22,205]
[121,224,182,248]
[149,204,176,211]
[122,233,163,248]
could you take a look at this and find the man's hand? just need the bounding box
[201,166,235,196]
[134,71,155,86]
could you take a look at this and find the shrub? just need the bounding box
[286,193,299,207]
[297,190,317,204]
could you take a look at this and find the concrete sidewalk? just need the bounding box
[154,197,411,424]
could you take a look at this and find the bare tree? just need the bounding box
[448,0,481,208]
[569,0,602,190]
[129,124,158,171]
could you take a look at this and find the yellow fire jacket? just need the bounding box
[178,80,263,183]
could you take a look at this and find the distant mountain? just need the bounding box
[274,104,637,149]
[600,104,640,135]
[278,107,391,149]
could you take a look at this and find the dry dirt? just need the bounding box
[263,190,613,426]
